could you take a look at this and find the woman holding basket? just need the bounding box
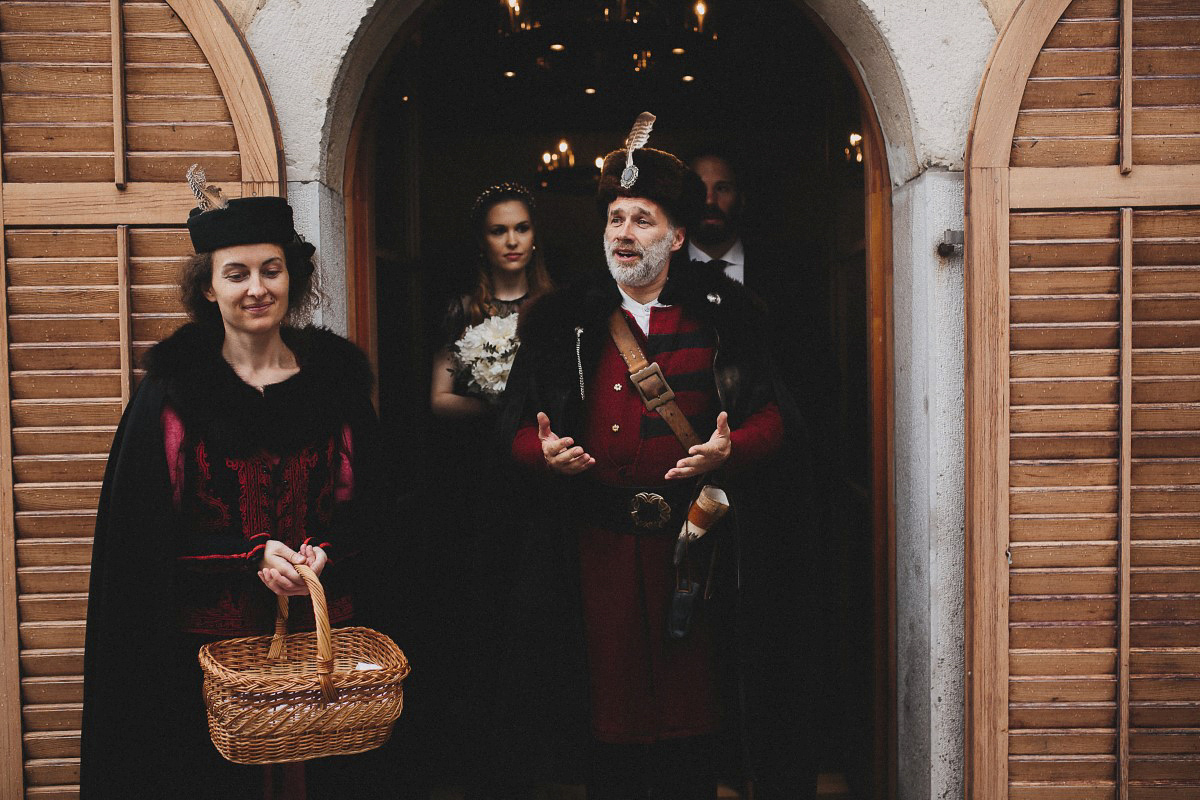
[81,169,391,798]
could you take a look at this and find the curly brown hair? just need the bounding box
[180,240,319,323]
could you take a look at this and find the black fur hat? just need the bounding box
[185,164,307,254]
[596,113,705,229]
[187,197,301,254]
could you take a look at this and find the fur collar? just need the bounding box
[518,255,765,354]
[143,322,374,457]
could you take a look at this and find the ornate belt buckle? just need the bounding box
[630,492,671,529]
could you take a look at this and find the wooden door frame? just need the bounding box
[0,0,284,792]
[799,8,897,798]
[963,2,1076,798]
[343,6,896,797]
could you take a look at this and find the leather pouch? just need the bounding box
[669,576,701,640]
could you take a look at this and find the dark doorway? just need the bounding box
[359,2,885,797]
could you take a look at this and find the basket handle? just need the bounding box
[266,563,337,702]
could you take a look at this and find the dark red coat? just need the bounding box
[498,259,813,791]
[513,304,782,743]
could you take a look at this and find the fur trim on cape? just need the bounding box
[142,321,374,457]
[517,254,768,370]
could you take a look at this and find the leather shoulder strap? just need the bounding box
[608,309,702,451]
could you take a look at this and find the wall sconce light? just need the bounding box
[845,132,864,163]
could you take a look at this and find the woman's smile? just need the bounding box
[203,242,290,335]
[243,299,275,314]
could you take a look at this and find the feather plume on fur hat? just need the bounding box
[597,112,705,229]
[185,163,306,254]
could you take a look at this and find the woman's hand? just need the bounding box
[430,349,490,418]
[258,540,327,596]
[298,543,327,576]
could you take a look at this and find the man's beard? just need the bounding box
[604,227,676,287]
[690,204,737,247]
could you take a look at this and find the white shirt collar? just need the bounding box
[617,285,667,336]
[688,238,745,283]
[687,238,744,266]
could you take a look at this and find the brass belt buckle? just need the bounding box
[630,362,675,411]
[630,492,671,529]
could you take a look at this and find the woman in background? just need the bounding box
[430,181,552,417]
[416,182,552,794]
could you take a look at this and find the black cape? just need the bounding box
[79,323,388,798]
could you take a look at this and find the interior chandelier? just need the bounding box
[497,0,718,87]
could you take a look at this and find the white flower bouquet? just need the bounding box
[449,313,520,401]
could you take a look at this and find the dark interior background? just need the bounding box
[368,1,876,794]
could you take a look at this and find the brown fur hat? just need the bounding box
[597,147,705,229]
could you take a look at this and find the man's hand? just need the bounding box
[538,411,595,475]
[665,411,731,480]
[258,540,326,596]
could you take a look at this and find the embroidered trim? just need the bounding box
[193,440,231,529]
[227,456,272,539]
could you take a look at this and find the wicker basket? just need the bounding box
[198,564,410,764]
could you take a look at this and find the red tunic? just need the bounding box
[513,305,782,743]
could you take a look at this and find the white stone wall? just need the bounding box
[229,0,1019,796]
[892,169,968,800]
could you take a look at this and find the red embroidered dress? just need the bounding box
[166,405,358,635]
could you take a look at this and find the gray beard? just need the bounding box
[604,227,675,288]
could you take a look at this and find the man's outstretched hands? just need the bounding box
[538,412,596,475]
[665,411,732,480]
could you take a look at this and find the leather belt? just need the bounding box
[608,310,702,452]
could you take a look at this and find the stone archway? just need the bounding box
[234,1,1002,797]
[331,6,907,799]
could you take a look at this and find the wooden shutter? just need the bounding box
[0,1,283,796]
[967,1,1200,798]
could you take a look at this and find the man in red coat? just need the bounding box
[503,117,805,799]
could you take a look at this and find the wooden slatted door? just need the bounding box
[967,1,1200,799]
[0,1,283,796]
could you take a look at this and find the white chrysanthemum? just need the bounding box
[477,314,518,353]
[451,312,521,399]
[457,324,488,356]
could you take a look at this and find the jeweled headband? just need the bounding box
[470,181,537,223]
